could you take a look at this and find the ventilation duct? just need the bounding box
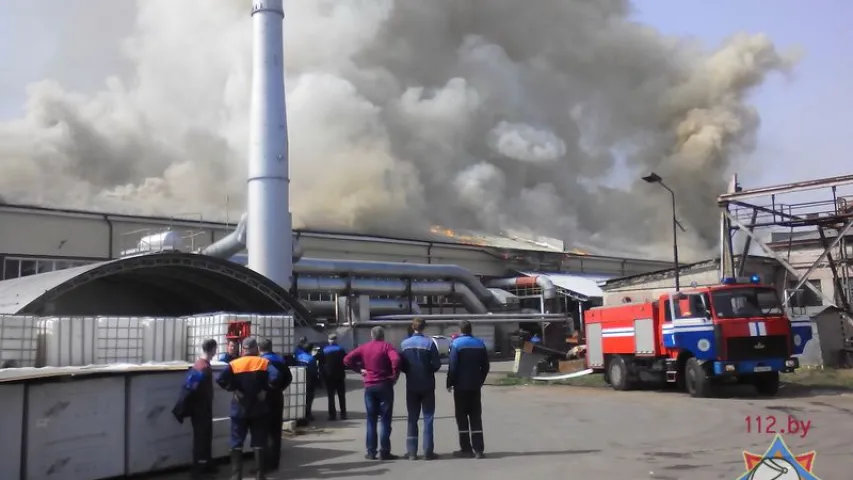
[199,212,303,262]
[488,276,557,300]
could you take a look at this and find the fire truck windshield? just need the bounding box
[710,287,783,319]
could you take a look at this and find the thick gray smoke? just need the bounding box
[0,0,797,259]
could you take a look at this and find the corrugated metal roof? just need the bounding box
[522,272,613,298]
[0,262,106,313]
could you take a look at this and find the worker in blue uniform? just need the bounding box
[172,338,219,478]
[447,320,490,459]
[218,339,239,362]
[259,338,292,472]
[217,337,279,480]
[323,333,348,421]
[295,337,318,423]
[400,318,442,460]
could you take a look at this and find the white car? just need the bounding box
[431,335,452,357]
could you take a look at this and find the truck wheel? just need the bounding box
[685,357,712,398]
[608,355,632,391]
[753,372,780,397]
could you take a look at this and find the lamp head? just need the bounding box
[642,172,662,184]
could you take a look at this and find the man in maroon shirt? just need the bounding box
[344,326,402,460]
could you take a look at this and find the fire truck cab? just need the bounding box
[584,276,812,398]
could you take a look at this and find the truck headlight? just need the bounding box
[785,359,796,368]
[724,364,736,372]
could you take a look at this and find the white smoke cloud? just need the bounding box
[0,0,797,259]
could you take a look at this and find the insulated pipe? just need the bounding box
[371,313,568,321]
[248,0,292,289]
[488,276,557,300]
[294,276,488,313]
[361,317,562,325]
[294,258,501,310]
[197,212,303,262]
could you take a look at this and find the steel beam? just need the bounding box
[736,209,760,276]
[785,217,853,302]
[724,211,837,307]
[718,174,853,204]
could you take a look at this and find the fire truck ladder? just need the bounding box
[717,173,853,332]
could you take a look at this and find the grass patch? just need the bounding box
[782,368,853,390]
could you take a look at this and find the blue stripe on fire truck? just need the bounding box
[662,320,717,360]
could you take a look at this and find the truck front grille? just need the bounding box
[725,335,789,361]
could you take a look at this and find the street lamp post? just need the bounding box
[642,172,685,291]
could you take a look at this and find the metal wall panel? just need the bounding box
[26,376,126,480]
[633,318,656,355]
[586,323,604,368]
[0,384,24,479]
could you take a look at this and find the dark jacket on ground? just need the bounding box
[216,355,279,419]
[400,333,441,392]
[322,343,347,382]
[446,334,490,392]
[172,358,214,422]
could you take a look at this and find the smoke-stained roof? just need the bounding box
[0,252,314,325]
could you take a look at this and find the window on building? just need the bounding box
[2,258,20,280]
[787,279,823,307]
[19,260,36,278]
[0,257,96,280]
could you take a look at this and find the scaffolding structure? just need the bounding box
[717,173,853,322]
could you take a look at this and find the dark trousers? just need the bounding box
[266,399,284,467]
[326,376,347,417]
[405,390,436,455]
[364,382,394,455]
[453,389,484,453]
[230,416,267,450]
[305,376,317,419]
[190,412,213,464]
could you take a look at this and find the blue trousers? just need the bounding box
[230,416,267,449]
[364,382,394,455]
[405,390,436,455]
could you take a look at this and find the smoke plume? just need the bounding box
[0,0,797,259]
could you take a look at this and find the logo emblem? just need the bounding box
[754,342,766,350]
[736,434,820,479]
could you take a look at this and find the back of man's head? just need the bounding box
[259,338,273,353]
[370,326,385,341]
[411,318,426,333]
[459,320,472,336]
[242,337,259,356]
[201,338,218,356]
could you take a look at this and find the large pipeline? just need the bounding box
[303,298,421,316]
[198,212,304,261]
[488,276,557,300]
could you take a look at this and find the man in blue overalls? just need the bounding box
[295,337,318,423]
[172,338,219,478]
[217,337,279,480]
[322,333,348,421]
[447,320,491,459]
[259,338,292,471]
[218,339,240,362]
[400,318,442,460]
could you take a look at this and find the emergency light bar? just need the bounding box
[720,275,761,285]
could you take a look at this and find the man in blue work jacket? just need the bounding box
[259,338,292,471]
[172,338,219,478]
[217,337,279,480]
[218,339,239,362]
[322,333,348,421]
[447,320,490,459]
[295,337,318,423]
[400,318,442,460]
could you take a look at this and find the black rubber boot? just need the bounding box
[229,449,243,480]
[254,447,267,480]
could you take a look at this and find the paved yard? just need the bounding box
[161,362,853,479]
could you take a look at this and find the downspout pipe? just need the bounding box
[488,276,557,300]
[293,257,501,311]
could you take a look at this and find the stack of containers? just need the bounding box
[183,313,294,361]
[0,315,38,367]
[141,317,188,363]
[37,316,144,367]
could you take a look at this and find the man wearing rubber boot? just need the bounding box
[172,338,219,478]
[217,337,279,480]
[259,338,292,472]
[400,318,442,460]
[447,320,490,460]
[323,333,348,421]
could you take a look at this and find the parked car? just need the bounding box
[431,335,452,357]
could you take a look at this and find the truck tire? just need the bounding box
[608,355,632,391]
[685,357,712,398]
[753,372,780,397]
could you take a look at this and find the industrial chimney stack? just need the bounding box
[248,0,292,290]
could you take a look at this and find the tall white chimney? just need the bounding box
[248,0,292,290]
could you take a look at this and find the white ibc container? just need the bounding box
[472,325,496,353]
[37,317,98,367]
[142,317,188,362]
[185,313,295,360]
[98,316,144,364]
[284,366,306,421]
[0,315,38,367]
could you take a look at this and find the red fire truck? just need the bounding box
[583,276,812,397]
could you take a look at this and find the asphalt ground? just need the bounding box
[160,361,853,479]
